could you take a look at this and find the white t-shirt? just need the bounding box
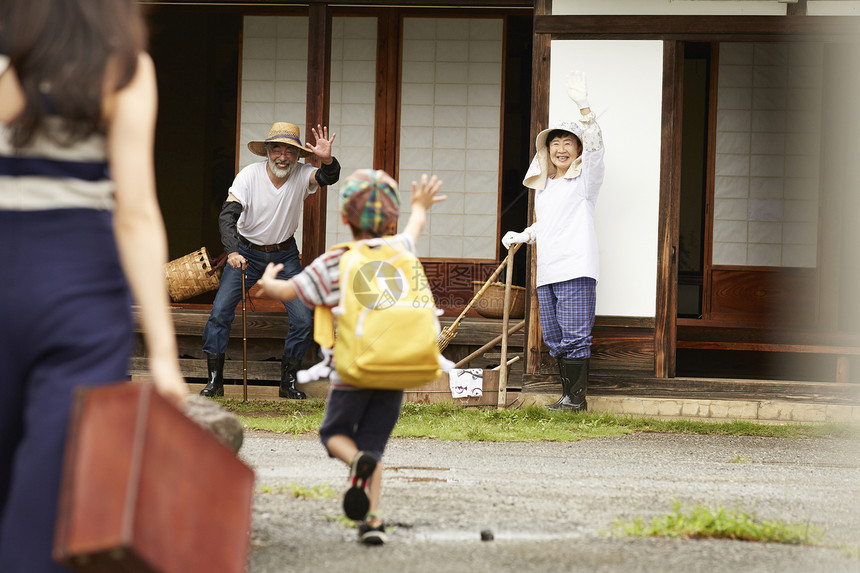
[230,160,317,245]
[529,145,605,287]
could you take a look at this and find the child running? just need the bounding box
[258,169,445,545]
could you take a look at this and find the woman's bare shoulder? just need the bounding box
[0,58,25,122]
[102,52,156,123]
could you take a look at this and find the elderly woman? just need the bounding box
[502,71,605,412]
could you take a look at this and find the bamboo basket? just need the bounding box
[472,282,525,319]
[165,247,223,302]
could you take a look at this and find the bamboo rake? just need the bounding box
[437,242,522,351]
[453,320,525,368]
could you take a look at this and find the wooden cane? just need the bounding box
[241,270,248,403]
[497,244,516,410]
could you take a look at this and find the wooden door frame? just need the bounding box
[524,0,551,375]
[656,40,683,378]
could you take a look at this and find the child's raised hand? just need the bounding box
[258,262,285,298]
[411,174,446,211]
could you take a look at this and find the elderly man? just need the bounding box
[201,122,339,399]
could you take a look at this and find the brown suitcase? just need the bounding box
[53,382,255,573]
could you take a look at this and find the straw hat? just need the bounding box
[522,120,584,190]
[247,122,313,158]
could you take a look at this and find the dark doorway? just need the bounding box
[676,42,712,319]
[146,11,241,263]
[500,14,533,288]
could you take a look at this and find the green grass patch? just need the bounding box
[216,397,327,415]
[611,502,826,545]
[217,398,326,435]
[392,403,631,441]
[218,399,859,441]
[727,454,752,464]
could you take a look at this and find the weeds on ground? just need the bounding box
[257,482,336,500]
[219,399,859,441]
[325,515,357,529]
[611,502,826,545]
[727,454,752,463]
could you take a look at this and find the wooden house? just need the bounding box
[140,0,860,410]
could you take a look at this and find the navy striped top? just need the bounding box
[0,45,114,211]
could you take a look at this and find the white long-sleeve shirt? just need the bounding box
[525,119,605,287]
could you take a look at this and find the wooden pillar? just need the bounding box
[655,41,683,379]
[302,2,332,265]
[524,0,551,378]
[374,9,400,176]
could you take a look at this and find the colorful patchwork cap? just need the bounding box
[339,169,401,234]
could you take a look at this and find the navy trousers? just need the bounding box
[0,209,133,573]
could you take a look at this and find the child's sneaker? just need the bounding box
[357,520,387,545]
[343,451,377,520]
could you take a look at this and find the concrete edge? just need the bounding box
[519,392,860,423]
[178,380,860,424]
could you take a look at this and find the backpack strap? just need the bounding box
[311,242,355,349]
[311,236,404,349]
[313,306,335,349]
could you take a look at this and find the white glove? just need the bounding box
[566,70,590,110]
[502,230,530,250]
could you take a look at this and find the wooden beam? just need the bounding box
[586,374,860,405]
[677,324,860,349]
[143,0,533,6]
[655,41,682,379]
[302,2,332,265]
[534,14,859,42]
[525,0,550,376]
[521,372,860,404]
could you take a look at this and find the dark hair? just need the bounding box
[348,220,397,240]
[1,0,146,148]
[545,129,581,148]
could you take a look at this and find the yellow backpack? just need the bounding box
[314,237,442,389]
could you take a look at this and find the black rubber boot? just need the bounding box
[200,352,225,397]
[547,358,569,408]
[279,356,307,400]
[547,357,588,412]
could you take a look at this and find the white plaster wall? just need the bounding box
[713,42,823,268]
[326,17,378,249]
[807,1,860,15]
[552,0,785,15]
[399,18,503,259]
[241,16,309,245]
[550,40,664,317]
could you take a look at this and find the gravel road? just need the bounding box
[240,431,860,573]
